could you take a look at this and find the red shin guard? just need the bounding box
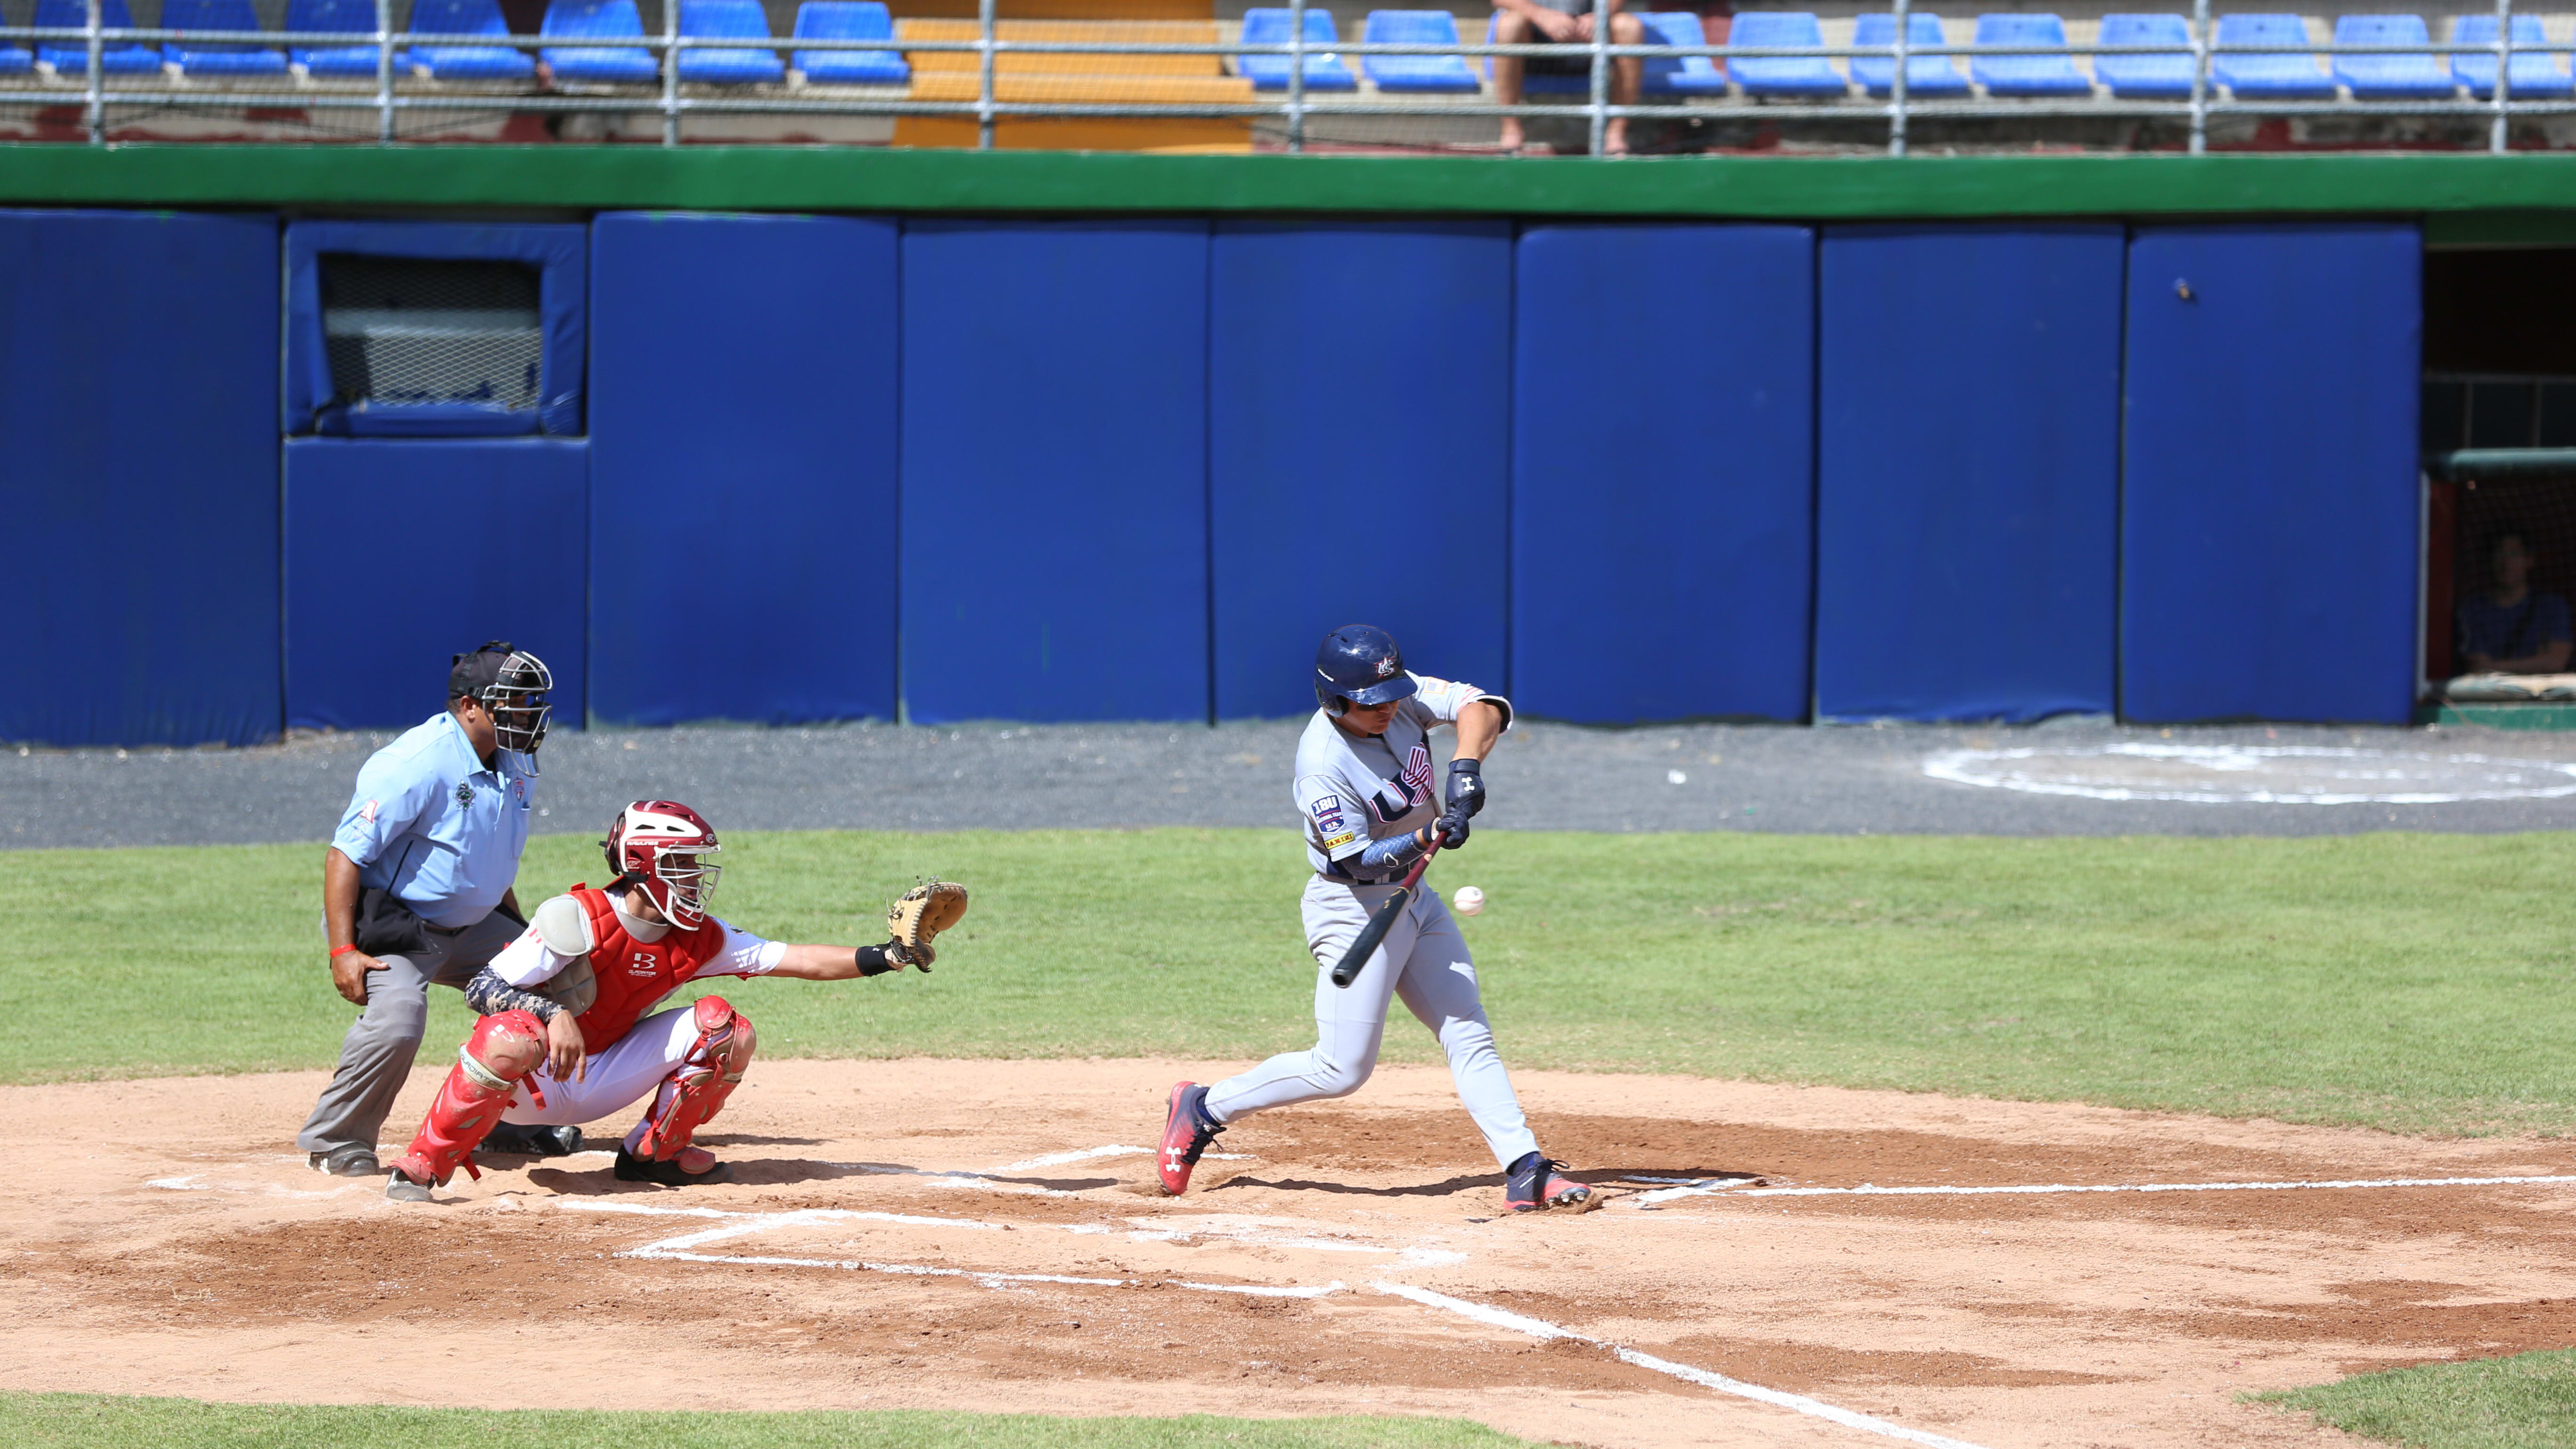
[390,1010,546,1189]
[634,996,753,1162]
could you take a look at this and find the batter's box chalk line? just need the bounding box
[1633,1171,2576,1208]
[822,1144,1253,1198]
[574,1199,1991,1449]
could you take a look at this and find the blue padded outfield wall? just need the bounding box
[2122,224,2423,725]
[590,213,900,725]
[1513,224,1816,723]
[283,439,589,733]
[0,209,282,748]
[1817,224,2127,723]
[1212,221,1512,718]
[901,220,1213,724]
[0,210,2433,743]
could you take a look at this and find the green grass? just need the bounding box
[6,829,2576,1135]
[0,1394,1537,1449]
[2258,1348,2576,1448]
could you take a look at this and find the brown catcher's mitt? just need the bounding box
[886,879,969,970]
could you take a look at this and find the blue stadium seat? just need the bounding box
[2212,14,2331,98]
[0,38,30,75]
[792,1,906,84]
[285,0,381,78]
[1851,12,1968,97]
[2332,15,2453,99]
[162,0,287,76]
[34,0,163,75]
[1726,11,1847,96]
[1243,8,1357,90]
[1972,12,2089,96]
[2452,14,2574,99]
[2093,12,2194,97]
[1361,10,1479,92]
[408,0,536,80]
[1642,11,1726,96]
[678,0,781,82]
[543,0,657,83]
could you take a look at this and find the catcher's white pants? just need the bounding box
[499,1003,705,1152]
[1202,875,1539,1170]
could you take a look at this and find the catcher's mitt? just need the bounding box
[886,879,969,970]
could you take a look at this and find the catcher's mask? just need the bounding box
[450,640,555,770]
[1314,624,1418,718]
[603,800,723,929]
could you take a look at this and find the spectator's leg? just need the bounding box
[1494,10,1533,151]
[1606,10,1644,154]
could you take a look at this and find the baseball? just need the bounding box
[1452,886,1485,916]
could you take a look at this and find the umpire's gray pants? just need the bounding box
[296,910,522,1156]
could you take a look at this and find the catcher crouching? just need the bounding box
[384,799,970,1202]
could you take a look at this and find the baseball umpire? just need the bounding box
[1156,625,1594,1213]
[298,641,560,1178]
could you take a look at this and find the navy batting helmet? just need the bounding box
[1314,625,1418,716]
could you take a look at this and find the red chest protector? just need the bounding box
[564,883,734,1049]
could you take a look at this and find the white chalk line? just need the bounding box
[1634,1172,2576,1208]
[1921,744,2576,805]
[1372,1280,1993,1449]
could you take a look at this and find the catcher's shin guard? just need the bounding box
[388,1011,546,1191]
[633,996,754,1162]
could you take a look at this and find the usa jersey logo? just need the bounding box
[1399,745,1433,799]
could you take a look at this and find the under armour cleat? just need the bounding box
[480,1123,583,1158]
[1157,1081,1226,1196]
[384,1168,433,1204]
[309,1145,380,1178]
[1505,1152,1595,1213]
[615,1146,733,1187]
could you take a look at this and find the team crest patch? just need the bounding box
[359,799,378,824]
[1375,656,1398,679]
[456,783,475,807]
[1309,797,1346,834]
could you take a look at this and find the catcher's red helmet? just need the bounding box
[603,800,722,928]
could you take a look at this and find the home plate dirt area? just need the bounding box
[8,1061,2576,1449]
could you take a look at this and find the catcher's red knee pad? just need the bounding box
[636,998,753,1162]
[391,1010,545,1190]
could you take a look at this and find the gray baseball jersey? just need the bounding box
[1294,673,1512,879]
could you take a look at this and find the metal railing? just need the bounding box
[3,1,2572,153]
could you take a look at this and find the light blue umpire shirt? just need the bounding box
[329,710,535,930]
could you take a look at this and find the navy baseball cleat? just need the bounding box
[1505,1152,1594,1213]
[1157,1081,1226,1196]
[479,1123,583,1158]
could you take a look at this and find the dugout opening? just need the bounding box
[2420,248,2576,708]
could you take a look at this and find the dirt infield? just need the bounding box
[6,1060,2575,1449]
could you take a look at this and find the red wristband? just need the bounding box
[329,944,359,959]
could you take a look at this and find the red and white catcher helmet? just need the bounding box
[603,800,722,928]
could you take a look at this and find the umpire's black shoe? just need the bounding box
[480,1123,584,1158]
[308,1146,380,1178]
[614,1147,733,1187]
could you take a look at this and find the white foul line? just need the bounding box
[1636,1172,2576,1208]
[1371,1280,1994,1449]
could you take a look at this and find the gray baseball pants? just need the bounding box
[296,909,523,1157]
[1202,875,1540,1170]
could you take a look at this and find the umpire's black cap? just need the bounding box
[450,640,546,700]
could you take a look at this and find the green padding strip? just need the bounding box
[6,145,2576,218]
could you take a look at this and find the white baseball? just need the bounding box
[1451,886,1485,916]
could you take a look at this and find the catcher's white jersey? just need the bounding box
[1294,674,1511,879]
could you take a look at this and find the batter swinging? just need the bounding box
[1156,625,1593,1214]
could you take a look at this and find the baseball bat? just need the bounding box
[1329,829,1444,989]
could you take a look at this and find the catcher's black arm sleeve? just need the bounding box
[464,968,564,1022]
[853,942,906,977]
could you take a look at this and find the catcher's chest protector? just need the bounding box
[566,886,731,1050]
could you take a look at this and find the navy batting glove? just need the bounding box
[1437,805,1471,851]
[1446,758,1487,818]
